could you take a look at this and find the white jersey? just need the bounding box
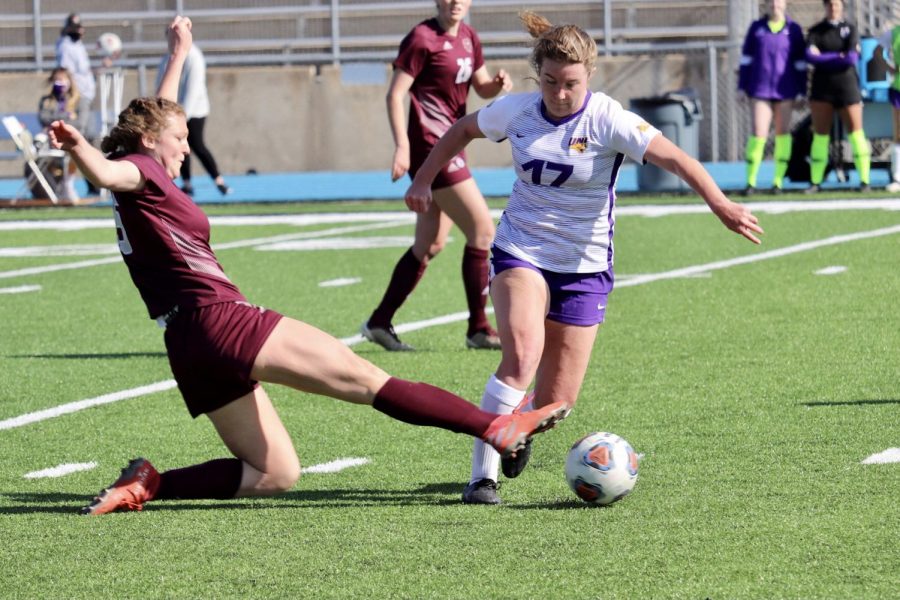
[477,91,659,273]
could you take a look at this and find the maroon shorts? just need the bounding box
[163,301,283,418]
[409,143,472,190]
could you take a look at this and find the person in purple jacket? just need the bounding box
[47,16,569,515]
[805,0,870,193]
[738,0,807,194]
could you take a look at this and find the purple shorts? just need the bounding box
[890,88,900,110]
[490,246,614,326]
[164,301,283,417]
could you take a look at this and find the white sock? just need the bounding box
[470,374,526,483]
[891,144,900,184]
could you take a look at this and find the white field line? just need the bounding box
[319,277,362,288]
[0,284,41,294]
[615,224,900,288]
[0,219,408,281]
[302,457,371,474]
[3,198,900,232]
[0,380,177,431]
[815,266,847,275]
[4,222,900,432]
[24,462,98,479]
[861,448,900,465]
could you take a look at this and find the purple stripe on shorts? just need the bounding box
[607,152,625,271]
[890,88,900,110]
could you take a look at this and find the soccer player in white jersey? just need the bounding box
[404,11,764,504]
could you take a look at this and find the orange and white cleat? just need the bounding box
[80,458,160,515]
[482,400,569,457]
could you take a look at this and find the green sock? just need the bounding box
[745,136,766,188]
[810,133,830,185]
[848,130,871,185]
[773,134,792,189]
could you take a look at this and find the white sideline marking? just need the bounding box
[24,462,97,479]
[0,380,177,431]
[815,266,847,275]
[319,277,362,288]
[258,236,414,251]
[0,284,41,294]
[302,457,370,474]
[0,244,118,257]
[4,199,900,232]
[4,223,900,431]
[616,224,900,288]
[861,448,900,465]
[0,220,408,281]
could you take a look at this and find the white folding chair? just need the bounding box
[1,115,62,204]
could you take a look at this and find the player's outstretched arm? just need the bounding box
[48,120,142,192]
[644,134,763,244]
[405,112,485,213]
[157,15,193,102]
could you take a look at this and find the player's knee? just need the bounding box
[267,457,301,493]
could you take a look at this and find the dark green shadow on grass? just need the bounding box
[10,352,167,360]
[801,399,900,407]
[1,483,583,514]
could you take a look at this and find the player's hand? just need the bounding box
[712,199,764,244]
[808,45,821,56]
[391,145,410,182]
[167,15,193,57]
[494,69,513,92]
[404,180,432,213]
[47,120,83,151]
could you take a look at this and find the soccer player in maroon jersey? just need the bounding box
[360,0,513,352]
[47,16,568,515]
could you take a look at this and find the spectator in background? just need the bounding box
[878,23,900,192]
[157,43,232,196]
[738,0,806,195]
[360,0,513,352]
[38,67,81,201]
[805,0,870,193]
[55,13,95,143]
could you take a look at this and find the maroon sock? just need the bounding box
[369,248,427,328]
[462,245,491,336]
[372,377,495,437]
[154,458,243,500]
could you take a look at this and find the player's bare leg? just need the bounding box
[434,179,500,348]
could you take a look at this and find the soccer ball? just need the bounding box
[97,32,123,58]
[565,432,638,505]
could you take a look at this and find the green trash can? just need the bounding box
[629,91,702,192]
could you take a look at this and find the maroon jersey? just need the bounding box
[394,18,485,149]
[112,153,245,319]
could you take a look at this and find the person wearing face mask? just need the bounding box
[38,68,80,128]
[805,0,870,193]
[402,11,764,504]
[55,14,96,142]
[37,68,81,201]
[738,0,807,194]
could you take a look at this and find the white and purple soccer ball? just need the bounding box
[96,32,123,58]
[565,432,638,505]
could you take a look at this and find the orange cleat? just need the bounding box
[80,458,160,515]
[482,400,569,457]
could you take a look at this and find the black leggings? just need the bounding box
[180,117,221,181]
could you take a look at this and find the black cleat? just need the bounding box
[501,438,532,479]
[462,478,501,505]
